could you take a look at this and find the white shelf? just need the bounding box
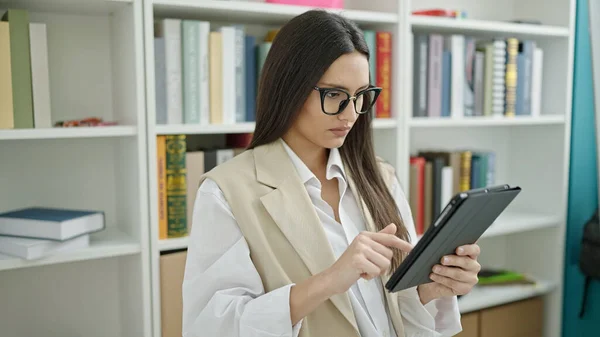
[481,211,561,238]
[0,0,132,15]
[158,236,189,252]
[408,115,565,128]
[0,126,138,140]
[155,118,396,135]
[0,229,140,272]
[458,279,555,313]
[410,16,570,39]
[152,0,398,25]
[155,122,255,135]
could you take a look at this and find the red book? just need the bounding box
[376,32,392,118]
[410,156,426,234]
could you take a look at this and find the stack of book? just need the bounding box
[409,150,496,235]
[1,9,52,130]
[0,207,105,260]
[153,18,394,125]
[156,133,252,240]
[412,33,543,119]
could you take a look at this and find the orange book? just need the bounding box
[156,135,167,240]
[410,157,425,234]
[376,31,392,118]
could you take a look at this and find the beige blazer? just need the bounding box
[199,139,406,337]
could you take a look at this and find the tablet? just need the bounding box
[385,184,521,293]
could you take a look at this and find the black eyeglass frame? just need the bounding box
[313,85,382,116]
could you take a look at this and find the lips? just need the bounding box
[329,126,351,137]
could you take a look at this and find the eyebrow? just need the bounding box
[320,82,371,92]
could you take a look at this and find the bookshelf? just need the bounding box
[0,0,575,336]
[0,0,152,337]
[400,1,575,337]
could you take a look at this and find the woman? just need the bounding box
[182,9,480,337]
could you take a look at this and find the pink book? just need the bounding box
[266,0,344,8]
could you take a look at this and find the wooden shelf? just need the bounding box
[157,236,189,252]
[408,115,565,128]
[0,229,140,272]
[410,16,570,39]
[152,0,398,25]
[0,126,137,140]
[458,279,555,313]
[155,118,396,135]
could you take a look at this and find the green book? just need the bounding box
[166,135,188,238]
[363,30,377,85]
[2,9,33,129]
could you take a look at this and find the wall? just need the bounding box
[561,0,600,335]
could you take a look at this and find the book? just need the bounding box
[0,21,13,129]
[376,31,392,118]
[166,135,187,238]
[0,207,105,241]
[0,234,90,260]
[29,23,52,128]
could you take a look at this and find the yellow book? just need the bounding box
[0,22,13,129]
[156,136,167,240]
[209,31,222,124]
[460,151,472,191]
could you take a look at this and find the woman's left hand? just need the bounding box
[417,243,481,304]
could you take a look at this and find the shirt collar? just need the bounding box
[280,139,347,187]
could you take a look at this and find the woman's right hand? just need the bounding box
[324,223,414,295]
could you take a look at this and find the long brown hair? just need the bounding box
[248,10,409,271]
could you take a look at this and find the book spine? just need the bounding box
[474,51,485,116]
[166,135,187,238]
[156,136,167,240]
[2,9,33,128]
[441,50,451,117]
[363,30,377,86]
[0,21,14,129]
[451,35,464,118]
[530,48,543,117]
[198,21,210,125]
[413,34,428,117]
[163,19,183,124]
[154,37,167,125]
[209,32,223,124]
[234,26,246,123]
[483,43,494,116]
[376,31,392,118]
[427,34,443,117]
[220,26,236,124]
[245,36,256,122]
[504,38,519,117]
[183,20,200,124]
[463,37,475,117]
[460,151,472,191]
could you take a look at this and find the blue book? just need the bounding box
[441,50,451,117]
[515,52,525,115]
[0,207,105,241]
[245,35,256,122]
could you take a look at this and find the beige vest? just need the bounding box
[199,139,406,337]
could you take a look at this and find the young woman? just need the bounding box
[182,9,481,337]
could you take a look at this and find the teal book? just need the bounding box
[363,30,377,85]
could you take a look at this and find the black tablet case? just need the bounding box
[385,185,521,293]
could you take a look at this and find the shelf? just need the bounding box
[0,126,137,140]
[158,236,189,252]
[0,0,132,15]
[0,229,140,271]
[408,115,565,128]
[410,16,570,39]
[414,211,561,243]
[152,0,398,25]
[481,211,562,239]
[155,118,396,135]
[458,279,555,313]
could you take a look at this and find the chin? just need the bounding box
[320,136,346,149]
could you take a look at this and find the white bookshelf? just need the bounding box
[0,0,152,336]
[400,0,575,336]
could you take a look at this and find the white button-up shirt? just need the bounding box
[182,141,463,337]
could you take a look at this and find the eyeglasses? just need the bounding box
[313,85,382,115]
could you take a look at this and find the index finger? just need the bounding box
[364,232,413,253]
[456,243,480,258]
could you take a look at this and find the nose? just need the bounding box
[338,99,358,123]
